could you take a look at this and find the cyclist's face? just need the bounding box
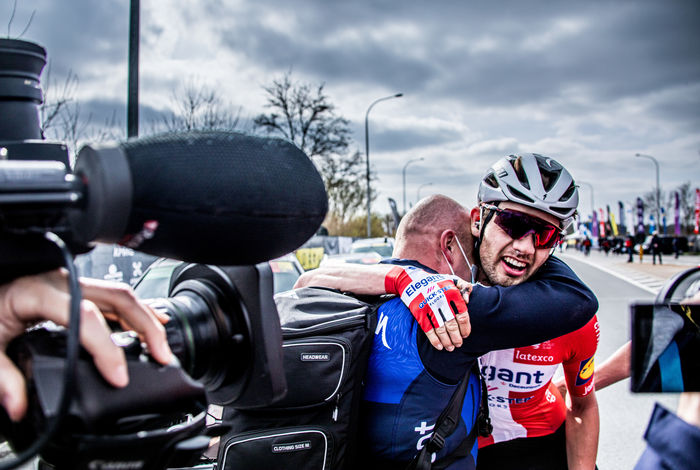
[472,202,561,286]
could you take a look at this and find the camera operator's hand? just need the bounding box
[0,269,173,421]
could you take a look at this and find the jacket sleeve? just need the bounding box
[462,256,599,354]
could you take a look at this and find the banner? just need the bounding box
[591,210,599,238]
[674,192,681,236]
[387,197,401,233]
[618,201,625,235]
[661,207,667,235]
[608,204,619,236]
[695,188,700,234]
[649,214,656,235]
[599,208,606,237]
[636,197,645,236]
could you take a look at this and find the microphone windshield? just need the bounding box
[72,131,327,265]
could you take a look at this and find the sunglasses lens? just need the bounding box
[493,210,560,249]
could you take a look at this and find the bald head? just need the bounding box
[394,195,473,276]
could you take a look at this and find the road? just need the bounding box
[559,249,698,469]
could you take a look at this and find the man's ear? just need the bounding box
[470,207,481,237]
[439,230,454,263]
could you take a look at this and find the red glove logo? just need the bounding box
[385,266,467,332]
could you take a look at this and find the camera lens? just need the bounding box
[146,264,253,402]
[0,39,47,140]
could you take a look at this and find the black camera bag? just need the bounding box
[215,287,378,470]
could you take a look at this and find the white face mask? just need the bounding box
[441,236,477,283]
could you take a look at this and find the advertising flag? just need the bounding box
[674,192,681,236]
[618,201,625,235]
[695,189,700,234]
[609,205,619,236]
[661,207,667,235]
[636,197,645,236]
[591,210,599,238]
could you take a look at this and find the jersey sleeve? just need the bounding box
[562,315,600,397]
[462,256,599,354]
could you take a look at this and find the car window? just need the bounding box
[133,264,177,298]
[269,260,302,293]
[135,259,302,299]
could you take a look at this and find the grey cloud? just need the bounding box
[9,0,129,78]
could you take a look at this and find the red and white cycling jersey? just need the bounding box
[478,315,599,447]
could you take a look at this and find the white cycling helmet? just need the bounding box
[477,153,579,224]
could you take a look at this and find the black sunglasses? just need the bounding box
[481,204,563,249]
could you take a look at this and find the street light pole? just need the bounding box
[365,93,403,237]
[416,182,433,203]
[402,157,424,215]
[635,153,661,227]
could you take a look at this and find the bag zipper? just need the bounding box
[282,314,367,339]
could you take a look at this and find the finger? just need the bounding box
[455,311,471,338]
[78,299,129,388]
[452,277,472,292]
[80,280,172,364]
[443,285,467,316]
[0,353,27,422]
[443,319,463,348]
[3,274,73,329]
[424,329,443,351]
[432,324,455,351]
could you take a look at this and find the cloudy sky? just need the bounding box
[5,0,700,224]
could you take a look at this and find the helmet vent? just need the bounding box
[551,206,572,216]
[507,185,535,203]
[539,167,561,192]
[484,173,499,188]
[560,182,576,202]
[511,157,531,190]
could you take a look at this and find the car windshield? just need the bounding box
[351,244,393,257]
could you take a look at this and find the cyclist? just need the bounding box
[474,154,600,470]
[296,154,599,468]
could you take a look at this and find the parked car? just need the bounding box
[319,251,383,267]
[349,237,395,258]
[634,235,688,255]
[133,254,304,299]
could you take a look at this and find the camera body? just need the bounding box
[630,267,700,393]
[0,37,327,469]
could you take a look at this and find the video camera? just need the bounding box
[0,38,328,469]
[630,266,700,393]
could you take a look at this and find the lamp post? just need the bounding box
[416,182,433,203]
[364,93,403,237]
[635,153,661,226]
[402,157,424,215]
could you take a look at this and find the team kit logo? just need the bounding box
[575,357,595,386]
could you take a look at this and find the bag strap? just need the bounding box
[406,363,480,470]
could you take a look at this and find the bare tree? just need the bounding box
[674,182,696,234]
[5,0,35,38]
[254,72,351,158]
[39,68,121,162]
[254,72,369,230]
[160,79,242,132]
[40,67,79,137]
